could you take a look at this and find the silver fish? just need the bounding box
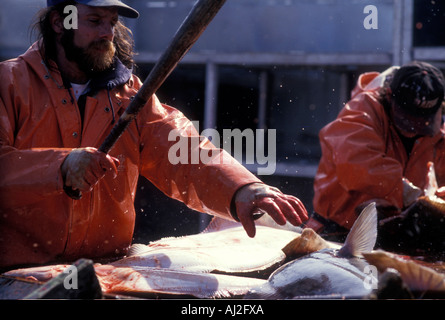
[245,203,378,299]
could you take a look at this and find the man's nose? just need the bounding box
[99,22,114,41]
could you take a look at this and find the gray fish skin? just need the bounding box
[246,249,372,299]
[245,203,378,299]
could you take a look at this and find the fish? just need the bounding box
[2,264,75,284]
[2,264,71,283]
[245,202,378,299]
[2,212,346,299]
[2,218,306,298]
[95,265,267,299]
[363,250,445,298]
[378,162,445,259]
[3,263,267,299]
[110,219,303,278]
[4,200,443,299]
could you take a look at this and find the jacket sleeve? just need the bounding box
[319,93,404,206]
[0,94,71,208]
[136,95,261,220]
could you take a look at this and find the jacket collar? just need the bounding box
[87,58,133,93]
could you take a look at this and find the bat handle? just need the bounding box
[64,185,83,200]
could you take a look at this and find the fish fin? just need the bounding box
[424,162,438,197]
[338,202,377,257]
[127,243,150,256]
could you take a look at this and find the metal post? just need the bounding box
[400,0,414,65]
[258,70,268,130]
[256,70,268,165]
[200,61,219,231]
[203,62,219,130]
[392,0,413,66]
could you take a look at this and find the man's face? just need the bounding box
[61,4,119,75]
[390,100,442,138]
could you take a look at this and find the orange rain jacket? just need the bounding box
[0,43,261,269]
[313,70,445,230]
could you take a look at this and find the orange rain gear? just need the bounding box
[0,43,260,269]
[313,70,445,230]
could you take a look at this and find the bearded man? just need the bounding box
[0,0,308,269]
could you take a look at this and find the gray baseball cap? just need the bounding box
[47,0,139,18]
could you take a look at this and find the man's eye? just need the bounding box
[89,19,100,24]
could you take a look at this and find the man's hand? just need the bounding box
[61,147,119,193]
[234,182,308,237]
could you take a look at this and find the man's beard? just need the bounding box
[61,30,116,76]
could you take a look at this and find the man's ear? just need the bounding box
[49,10,64,34]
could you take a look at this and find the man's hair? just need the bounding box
[31,0,136,70]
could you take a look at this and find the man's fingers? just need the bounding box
[238,209,257,238]
[286,196,309,223]
[272,196,302,225]
[233,183,309,238]
[100,155,119,177]
[62,148,120,194]
[256,198,287,226]
[66,175,91,192]
[257,195,308,226]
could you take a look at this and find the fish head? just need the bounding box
[281,228,340,259]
